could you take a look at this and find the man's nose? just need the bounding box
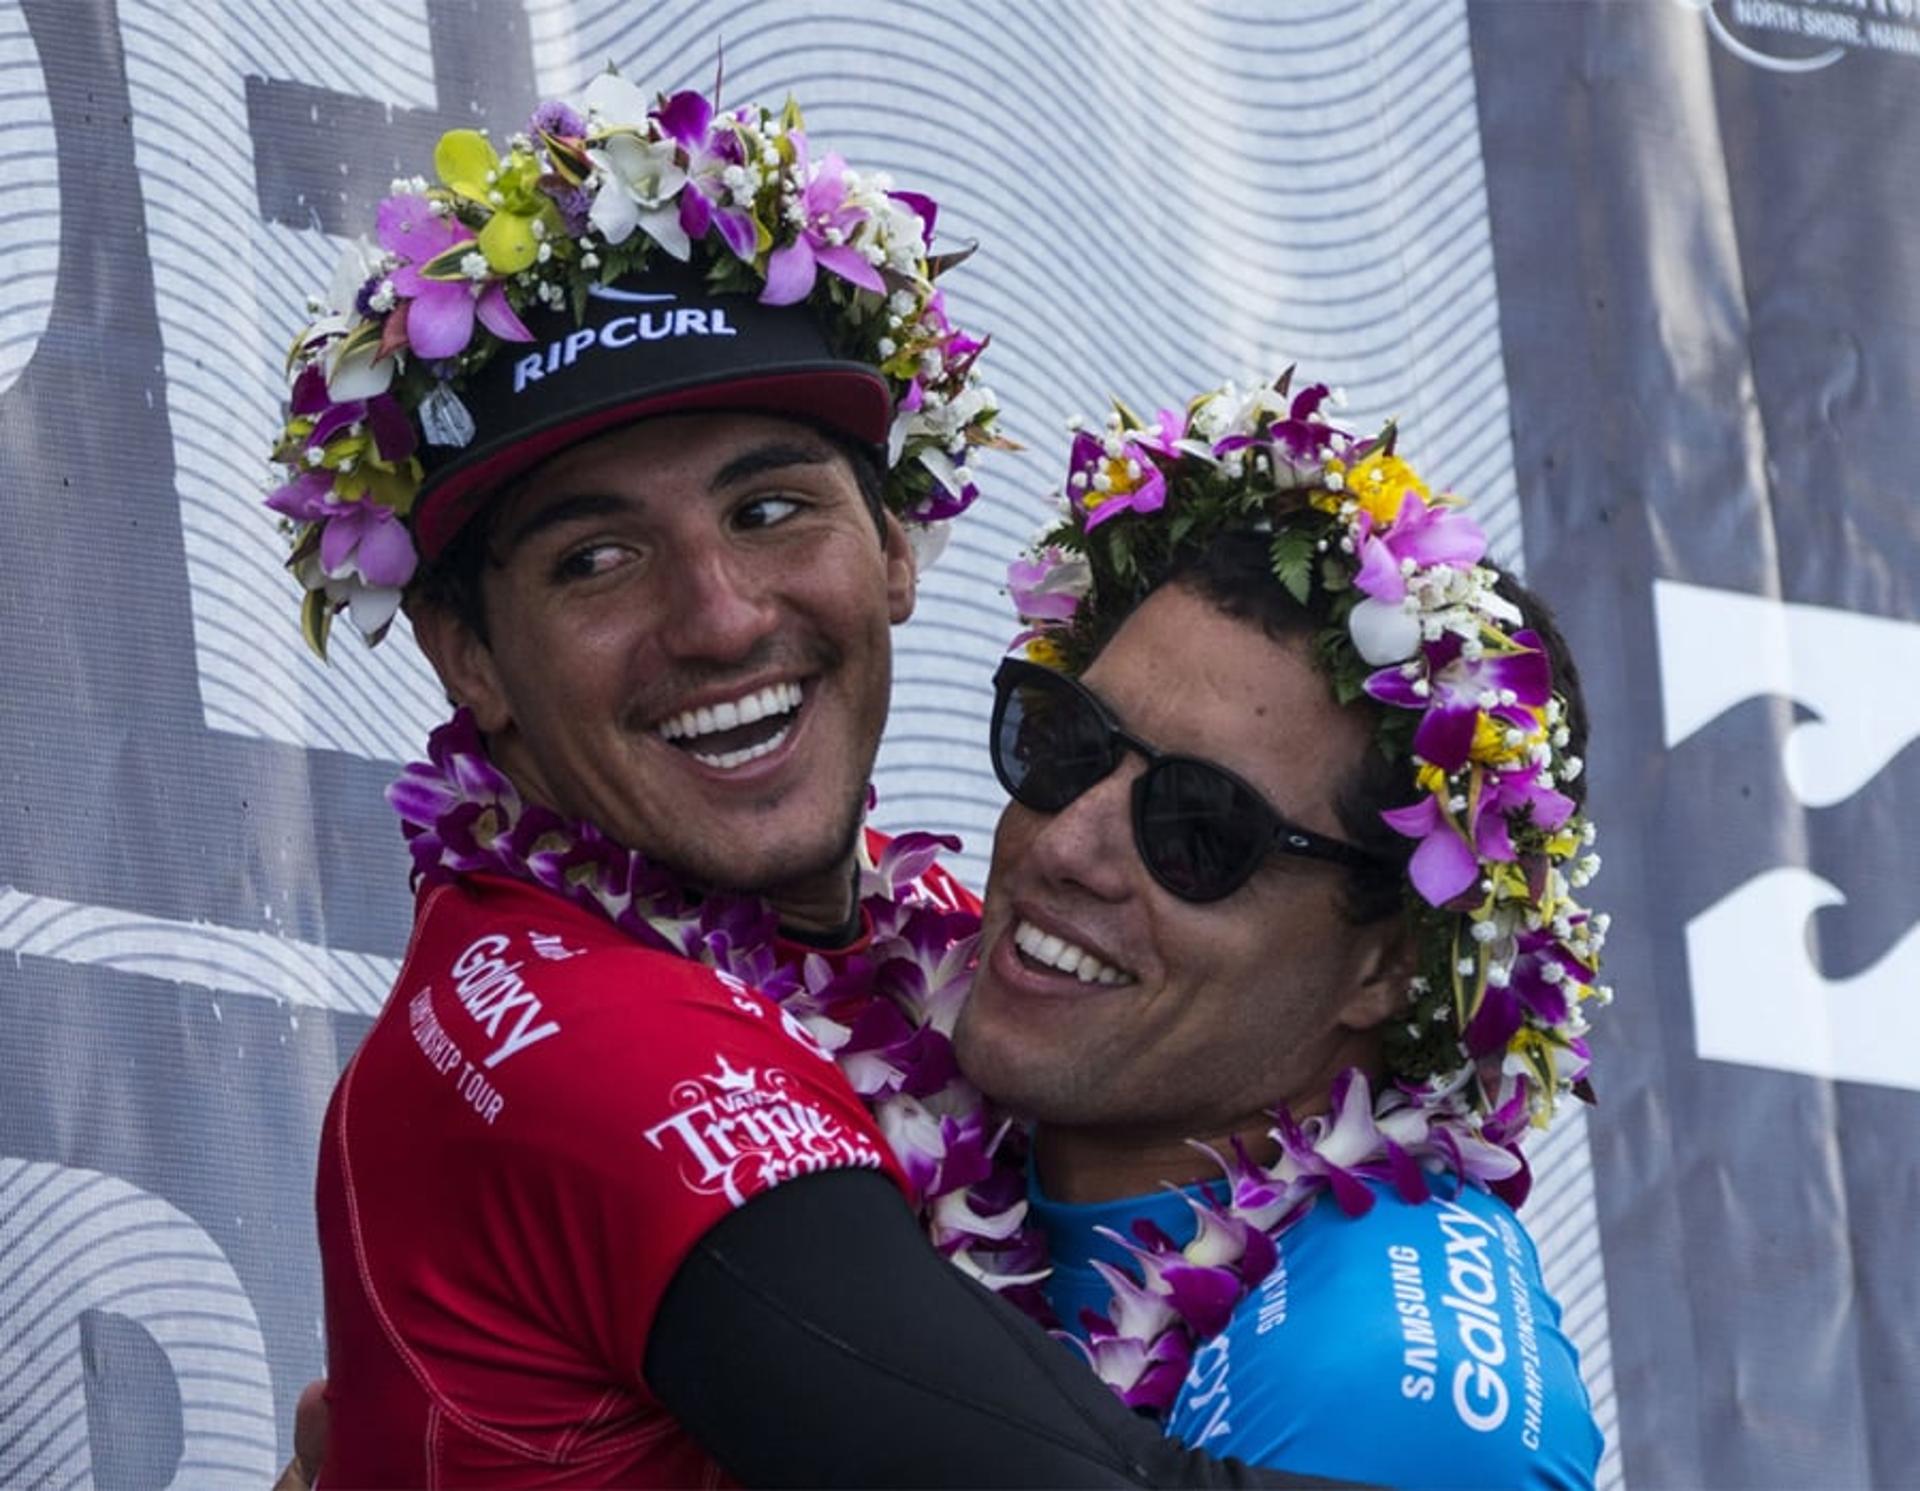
[1023,762,1136,902]
[655,539,780,662]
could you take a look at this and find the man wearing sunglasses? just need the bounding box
[958,385,1607,1490]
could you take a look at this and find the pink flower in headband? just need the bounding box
[1008,548,1091,623]
[266,473,417,591]
[1352,491,1488,604]
[1464,927,1589,1057]
[1378,757,1575,908]
[377,195,531,360]
[1365,629,1552,774]
[762,134,886,305]
[661,91,760,260]
[1068,426,1170,530]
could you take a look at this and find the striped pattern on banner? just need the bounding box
[0,4,58,399]
[0,1161,276,1488]
[121,0,448,762]
[0,886,396,1014]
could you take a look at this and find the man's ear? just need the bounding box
[406,596,512,733]
[1337,913,1420,1035]
[881,513,917,626]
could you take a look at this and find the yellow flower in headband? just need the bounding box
[1337,449,1431,524]
[434,129,560,275]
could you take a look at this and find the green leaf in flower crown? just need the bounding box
[418,241,477,284]
[286,522,323,571]
[1271,526,1314,605]
[334,316,385,367]
[926,243,976,279]
[301,588,334,660]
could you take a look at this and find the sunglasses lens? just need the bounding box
[994,673,1113,811]
[1137,760,1269,901]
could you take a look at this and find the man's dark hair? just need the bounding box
[408,425,889,645]
[1144,529,1589,926]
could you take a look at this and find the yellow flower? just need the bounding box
[1507,1029,1561,1125]
[1468,710,1546,767]
[1024,636,1066,669]
[434,130,560,275]
[1342,451,1431,524]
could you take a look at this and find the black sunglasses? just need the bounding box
[989,658,1385,903]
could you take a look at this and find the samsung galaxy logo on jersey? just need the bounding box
[1434,1199,1511,1434]
[511,288,739,394]
[448,934,561,1069]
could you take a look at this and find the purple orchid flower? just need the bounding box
[1380,754,1574,907]
[1212,380,1341,468]
[891,189,938,248]
[1068,429,1170,531]
[287,365,418,466]
[1076,1326,1193,1414]
[1463,927,1590,1056]
[264,470,417,592]
[377,194,532,359]
[1271,1069,1387,1217]
[1376,791,1477,905]
[1364,629,1553,774]
[761,134,886,305]
[654,91,758,260]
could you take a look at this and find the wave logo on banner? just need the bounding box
[1672,0,1920,72]
[0,1160,276,1486]
[1654,580,1920,1092]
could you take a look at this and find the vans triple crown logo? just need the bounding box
[511,287,739,394]
[644,1052,884,1206]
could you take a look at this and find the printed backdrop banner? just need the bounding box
[0,1,1910,1486]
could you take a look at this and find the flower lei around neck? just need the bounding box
[267,73,1003,656]
[388,709,1048,1297]
[1001,372,1615,1412]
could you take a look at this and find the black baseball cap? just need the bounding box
[412,257,891,558]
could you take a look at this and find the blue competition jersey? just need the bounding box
[1033,1170,1601,1490]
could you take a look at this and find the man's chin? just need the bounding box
[672,803,867,913]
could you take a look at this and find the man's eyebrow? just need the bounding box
[709,440,837,492]
[499,491,631,555]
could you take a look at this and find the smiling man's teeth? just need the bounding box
[1013,919,1132,986]
[690,729,792,771]
[657,681,803,744]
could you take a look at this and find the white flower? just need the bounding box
[588,132,691,258]
[906,520,952,573]
[579,71,652,129]
[1348,595,1422,665]
[307,238,395,402]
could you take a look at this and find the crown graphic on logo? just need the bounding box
[704,1055,759,1095]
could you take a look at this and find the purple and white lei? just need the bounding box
[389,707,1571,1417]
[388,709,1047,1295]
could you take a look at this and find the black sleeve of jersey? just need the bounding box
[645,1168,1370,1490]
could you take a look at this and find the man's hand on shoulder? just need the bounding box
[269,1378,327,1491]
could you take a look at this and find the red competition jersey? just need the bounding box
[316,833,976,1486]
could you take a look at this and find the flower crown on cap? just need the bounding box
[266,73,1003,656]
[1007,372,1611,1129]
